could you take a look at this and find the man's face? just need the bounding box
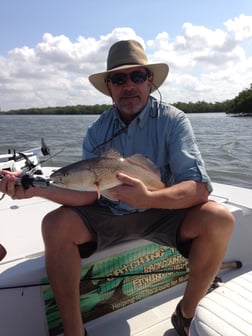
[106,67,153,123]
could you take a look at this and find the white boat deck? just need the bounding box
[86,283,183,336]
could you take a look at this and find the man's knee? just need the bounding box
[180,201,235,239]
[42,206,72,242]
[204,202,235,244]
[203,201,235,230]
[42,206,96,246]
[197,201,233,223]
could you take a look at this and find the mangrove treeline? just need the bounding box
[175,84,252,115]
[2,84,251,116]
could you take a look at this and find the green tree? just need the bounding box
[226,84,252,115]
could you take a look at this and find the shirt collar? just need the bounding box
[112,97,154,129]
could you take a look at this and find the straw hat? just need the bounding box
[89,40,169,96]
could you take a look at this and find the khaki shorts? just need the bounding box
[68,203,190,259]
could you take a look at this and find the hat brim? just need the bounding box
[89,63,169,96]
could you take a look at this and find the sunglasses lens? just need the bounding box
[110,73,128,85]
[108,71,149,86]
[130,71,148,83]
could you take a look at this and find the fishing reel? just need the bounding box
[0,173,50,190]
[20,174,51,189]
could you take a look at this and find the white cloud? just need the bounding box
[224,14,252,40]
[0,16,252,111]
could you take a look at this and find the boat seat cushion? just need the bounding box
[190,270,252,336]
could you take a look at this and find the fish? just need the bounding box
[50,150,165,200]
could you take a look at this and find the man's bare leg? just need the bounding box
[42,207,96,336]
[177,201,235,335]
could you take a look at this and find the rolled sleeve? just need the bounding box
[166,111,212,193]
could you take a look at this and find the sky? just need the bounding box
[0,0,252,111]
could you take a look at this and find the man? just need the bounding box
[0,40,234,336]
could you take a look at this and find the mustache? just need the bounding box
[120,89,139,98]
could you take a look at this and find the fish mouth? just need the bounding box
[51,178,64,185]
[50,172,64,185]
[51,178,67,187]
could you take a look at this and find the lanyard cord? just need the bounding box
[91,125,128,155]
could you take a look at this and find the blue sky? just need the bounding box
[1,0,252,110]
[2,0,251,53]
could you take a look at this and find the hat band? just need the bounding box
[108,62,146,70]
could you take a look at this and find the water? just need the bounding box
[0,113,251,189]
[188,113,252,189]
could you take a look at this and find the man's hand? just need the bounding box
[0,171,35,200]
[109,172,153,208]
[109,173,209,210]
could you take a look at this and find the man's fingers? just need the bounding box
[116,172,138,185]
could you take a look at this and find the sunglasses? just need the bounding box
[106,70,150,86]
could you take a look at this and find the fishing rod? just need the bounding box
[0,137,64,192]
[0,173,54,192]
[0,260,242,292]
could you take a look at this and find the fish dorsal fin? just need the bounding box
[126,154,160,176]
[102,148,122,159]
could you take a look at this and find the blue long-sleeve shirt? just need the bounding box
[82,96,212,214]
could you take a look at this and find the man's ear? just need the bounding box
[148,77,153,92]
[106,82,113,97]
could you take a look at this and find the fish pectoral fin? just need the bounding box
[101,190,119,201]
[95,183,101,199]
